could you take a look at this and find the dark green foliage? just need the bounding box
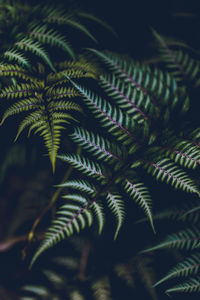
[19,237,157,300]
[31,50,200,265]
[0,0,110,70]
[0,58,98,171]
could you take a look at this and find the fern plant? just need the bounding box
[142,197,200,294]
[31,49,200,265]
[0,57,98,171]
[0,0,112,71]
[18,236,157,300]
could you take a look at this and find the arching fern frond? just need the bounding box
[166,276,200,294]
[154,252,200,287]
[0,59,98,171]
[145,158,199,195]
[32,51,200,265]
[152,29,200,86]
[143,226,200,252]
[0,1,112,69]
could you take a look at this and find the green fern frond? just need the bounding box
[154,252,200,287]
[124,180,154,232]
[0,60,97,171]
[15,38,56,71]
[152,29,200,86]
[91,201,105,234]
[29,24,75,59]
[145,158,199,195]
[58,154,105,179]
[143,226,200,252]
[106,193,125,239]
[30,199,93,267]
[70,127,121,163]
[165,137,200,169]
[57,179,96,195]
[3,49,30,68]
[65,76,134,144]
[166,276,200,294]
[89,49,189,115]
[0,83,36,99]
[33,51,200,265]
[0,64,34,81]
[0,98,38,125]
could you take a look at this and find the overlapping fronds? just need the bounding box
[32,51,200,265]
[20,238,157,300]
[143,226,200,252]
[0,58,98,171]
[144,206,200,294]
[152,29,200,87]
[0,1,111,70]
[154,252,200,287]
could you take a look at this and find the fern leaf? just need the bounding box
[70,127,120,162]
[15,38,56,71]
[58,154,105,179]
[65,76,133,144]
[0,83,36,99]
[77,11,116,36]
[166,138,200,169]
[3,49,30,68]
[0,64,34,81]
[0,98,38,125]
[124,179,154,232]
[152,28,200,86]
[100,74,149,122]
[106,192,125,239]
[57,179,96,195]
[29,24,75,58]
[145,158,199,195]
[143,227,200,252]
[154,252,200,287]
[166,276,200,294]
[91,201,105,234]
[30,198,93,266]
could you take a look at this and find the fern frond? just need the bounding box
[0,83,36,99]
[124,179,154,232]
[31,198,93,267]
[33,51,200,265]
[58,154,105,179]
[165,137,200,169]
[0,64,34,81]
[166,276,200,294]
[145,158,199,195]
[106,192,125,239]
[66,76,134,144]
[154,252,200,287]
[15,38,56,71]
[57,179,96,195]
[91,201,105,234]
[0,98,38,125]
[143,227,200,252]
[70,127,120,163]
[46,13,97,43]
[100,74,150,122]
[3,49,30,68]
[29,24,75,58]
[152,29,200,86]
[0,60,97,171]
